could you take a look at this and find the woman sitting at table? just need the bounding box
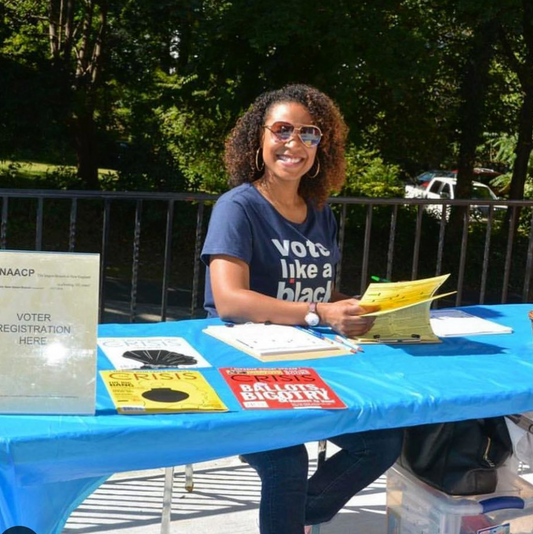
[201,84,403,534]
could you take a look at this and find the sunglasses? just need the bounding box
[263,121,322,148]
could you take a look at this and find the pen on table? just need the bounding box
[334,335,364,353]
[371,275,391,283]
[294,325,338,346]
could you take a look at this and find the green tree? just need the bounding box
[1,0,529,199]
[497,0,533,202]
[155,0,457,185]
[2,0,112,188]
[342,146,403,198]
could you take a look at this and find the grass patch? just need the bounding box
[0,160,57,178]
[0,159,118,189]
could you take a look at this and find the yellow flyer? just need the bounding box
[100,370,228,414]
[359,274,452,315]
[354,274,455,344]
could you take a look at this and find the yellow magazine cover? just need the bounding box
[100,370,228,414]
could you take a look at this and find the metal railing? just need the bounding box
[1,188,532,323]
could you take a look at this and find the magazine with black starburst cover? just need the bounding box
[219,367,346,410]
[97,336,211,369]
[100,370,228,414]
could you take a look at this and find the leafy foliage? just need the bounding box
[342,146,403,198]
[158,102,230,193]
[483,133,533,198]
[1,0,532,197]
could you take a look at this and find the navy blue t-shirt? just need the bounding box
[201,183,341,317]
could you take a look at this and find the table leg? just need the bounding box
[161,466,174,534]
[311,441,327,534]
[185,463,194,492]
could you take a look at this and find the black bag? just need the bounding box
[399,417,512,496]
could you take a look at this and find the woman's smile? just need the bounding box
[276,153,305,165]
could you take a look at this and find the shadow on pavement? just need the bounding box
[63,456,387,534]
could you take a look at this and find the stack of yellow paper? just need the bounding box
[355,274,455,344]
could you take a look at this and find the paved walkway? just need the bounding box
[61,446,533,534]
[62,445,387,534]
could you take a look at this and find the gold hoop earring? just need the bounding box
[308,158,320,178]
[255,148,264,172]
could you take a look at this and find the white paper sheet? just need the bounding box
[204,324,338,356]
[430,309,513,337]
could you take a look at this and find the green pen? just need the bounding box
[371,275,391,283]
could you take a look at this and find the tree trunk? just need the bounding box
[497,0,533,234]
[47,0,106,190]
[455,21,498,200]
[509,89,533,200]
[72,110,100,190]
[503,88,533,236]
[448,20,497,237]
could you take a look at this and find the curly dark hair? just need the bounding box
[224,84,348,208]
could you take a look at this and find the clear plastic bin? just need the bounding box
[387,464,533,534]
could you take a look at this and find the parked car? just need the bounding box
[412,169,456,186]
[451,167,506,195]
[451,167,501,181]
[405,176,507,220]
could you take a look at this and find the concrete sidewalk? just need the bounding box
[62,445,387,534]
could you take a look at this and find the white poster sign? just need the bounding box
[0,250,99,414]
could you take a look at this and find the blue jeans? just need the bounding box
[242,428,403,534]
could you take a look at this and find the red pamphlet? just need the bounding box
[219,367,347,410]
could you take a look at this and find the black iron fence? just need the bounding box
[1,188,532,323]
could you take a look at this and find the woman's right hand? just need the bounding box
[317,299,377,337]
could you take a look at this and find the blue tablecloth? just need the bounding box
[2,304,533,533]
